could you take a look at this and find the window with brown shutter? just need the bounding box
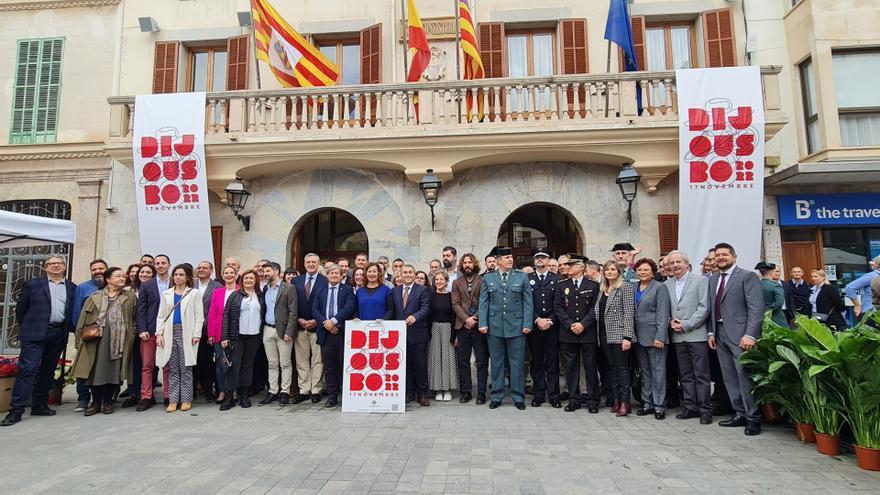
[619,16,646,72]
[560,19,588,117]
[658,214,679,255]
[226,35,249,91]
[478,22,505,120]
[702,8,737,67]
[152,41,180,94]
[360,23,381,126]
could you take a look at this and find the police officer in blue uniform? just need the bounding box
[479,246,533,410]
[527,248,561,408]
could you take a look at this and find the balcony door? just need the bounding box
[497,203,582,268]
[290,208,368,272]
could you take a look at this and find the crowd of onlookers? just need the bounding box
[3,241,878,436]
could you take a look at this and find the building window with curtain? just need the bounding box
[186,46,227,92]
[645,22,695,107]
[832,50,880,147]
[506,29,555,113]
[319,39,361,120]
[799,58,820,154]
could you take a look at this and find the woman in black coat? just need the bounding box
[220,269,265,410]
[809,269,847,331]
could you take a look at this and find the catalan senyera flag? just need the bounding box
[252,0,338,88]
[459,0,485,122]
[407,0,431,122]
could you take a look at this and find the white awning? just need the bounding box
[0,210,76,247]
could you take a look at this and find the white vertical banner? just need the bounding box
[342,320,407,413]
[132,92,213,266]
[677,67,765,270]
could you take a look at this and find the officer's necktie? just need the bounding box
[502,272,508,285]
[540,274,545,284]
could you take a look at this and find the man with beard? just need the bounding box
[451,253,488,404]
[71,259,107,411]
[482,252,497,275]
[442,246,460,284]
[527,248,561,408]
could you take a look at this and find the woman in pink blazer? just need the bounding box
[208,266,239,404]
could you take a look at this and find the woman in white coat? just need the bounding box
[156,264,204,413]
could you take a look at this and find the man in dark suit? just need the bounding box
[292,253,328,403]
[193,260,222,402]
[135,254,170,411]
[554,254,601,413]
[2,256,76,426]
[312,263,357,408]
[783,266,811,320]
[392,264,431,406]
[708,242,764,436]
[527,248,561,408]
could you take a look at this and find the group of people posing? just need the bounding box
[6,241,870,437]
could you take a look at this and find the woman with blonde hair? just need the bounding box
[595,260,637,417]
[428,271,457,401]
[809,269,847,331]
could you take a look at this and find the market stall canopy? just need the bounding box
[0,210,76,247]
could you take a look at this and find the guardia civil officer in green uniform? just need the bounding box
[479,246,534,410]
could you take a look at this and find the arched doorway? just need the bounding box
[290,208,368,272]
[497,203,583,267]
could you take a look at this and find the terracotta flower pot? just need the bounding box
[795,422,816,443]
[854,446,880,471]
[814,432,840,456]
[761,403,782,423]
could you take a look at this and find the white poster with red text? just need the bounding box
[132,92,213,266]
[677,67,764,270]
[342,320,406,413]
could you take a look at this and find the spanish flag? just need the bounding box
[407,0,431,122]
[458,0,485,121]
[252,0,339,88]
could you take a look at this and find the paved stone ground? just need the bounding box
[3,390,879,494]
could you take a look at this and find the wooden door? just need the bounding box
[782,241,822,275]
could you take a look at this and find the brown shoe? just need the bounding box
[418,396,430,407]
[102,403,114,415]
[616,402,631,417]
[180,402,192,412]
[611,400,621,413]
[84,403,99,417]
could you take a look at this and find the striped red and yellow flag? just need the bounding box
[458,0,485,121]
[252,0,339,88]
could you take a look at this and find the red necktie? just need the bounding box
[714,272,728,320]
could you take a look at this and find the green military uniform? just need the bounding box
[479,266,533,405]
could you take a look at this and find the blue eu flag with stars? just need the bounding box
[604,0,638,71]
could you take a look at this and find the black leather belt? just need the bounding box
[48,322,65,328]
[264,323,276,328]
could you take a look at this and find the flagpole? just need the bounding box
[250,0,262,90]
[401,0,409,81]
[604,41,611,117]
[454,0,462,122]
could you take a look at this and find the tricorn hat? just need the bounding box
[610,242,635,252]
[754,261,776,271]
[493,246,513,256]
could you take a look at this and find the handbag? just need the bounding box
[80,323,102,342]
[813,312,829,323]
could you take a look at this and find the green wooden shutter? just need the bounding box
[10,38,63,144]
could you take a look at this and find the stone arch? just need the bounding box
[496,202,585,266]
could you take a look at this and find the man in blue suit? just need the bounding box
[479,247,533,410]
[292,253,328,403]
[311,263,357,408]
[2,256,76,426]
[392,264,431,406]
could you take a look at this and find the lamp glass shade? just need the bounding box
[224,178,251,214]
[419,169,442,207]
[615,164,641,202]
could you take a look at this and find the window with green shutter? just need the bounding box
[9,38,64,144]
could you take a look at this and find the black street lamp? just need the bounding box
[616,163,641,226]
[224,176,251,231]
[418,169,442,231]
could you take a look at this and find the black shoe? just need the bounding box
[560,391,570,401]
[325,398,338,408]
[745,421,762,436]
[719,416,747,427]
[1,412,22,426]
[239,398,252,408]
[121,397,139,408]
[675,409,700,420]
[564,402,581,412]
[118,390,130,399]
[136,399,154,412]
[219,396,235,411]
[531,398,543,407]
[30,407,56,416]
[550,400,562,409]
[259,393,278,405]
[587,406,599,414]
[476,394,486,405]
[636,408,655,416]
[654,410,666,420]
[700,413,713,425]
[489,400,501,409]
[311,393,321,403]
[514,402,526,410]
[459,393,472,404]
[279,393,290,405]
[291,394,307,404]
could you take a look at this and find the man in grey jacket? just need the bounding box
[708,243,764,436]
[665,251,712,425]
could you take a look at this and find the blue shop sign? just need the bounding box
[778,193,880,226]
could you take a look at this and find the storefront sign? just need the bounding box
[677,67,765,269]
[778,193,880,226]
[342,320,406,413]
[131,92,213,266]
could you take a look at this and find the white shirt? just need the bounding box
[157,275,170,293]
[239,293,262,336]
[223,288,234,304]
[675,272,690,301]
[571,277,582,288]
[446,270,460,285]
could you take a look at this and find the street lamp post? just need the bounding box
[615,163,641,226]
[418,169,442,231]
[224,176,251,231]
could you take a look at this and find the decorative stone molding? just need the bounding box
[0,167,111,183]
[399,17,456,41]
[422,47,447,81]
[0,150,109,161]
[0,0,120,11]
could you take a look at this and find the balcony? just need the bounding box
[105,67,784,193]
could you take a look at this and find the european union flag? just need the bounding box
[604,0,638,71]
